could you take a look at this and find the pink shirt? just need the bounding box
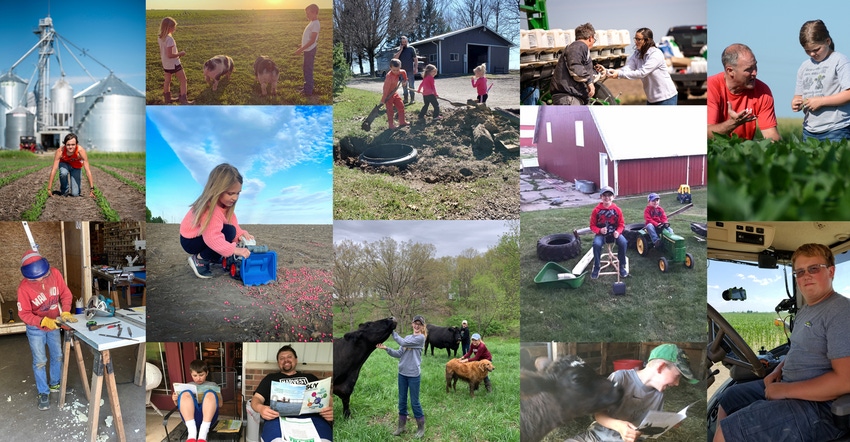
[180,205,248,257]
[417,75,437,96]
[472,76,488,95]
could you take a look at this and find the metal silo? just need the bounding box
[0,72,28,148]
[5,107,35,150]
[50,77,73,128]
[73,73,144,152]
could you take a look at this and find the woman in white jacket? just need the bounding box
[610,28,678,105]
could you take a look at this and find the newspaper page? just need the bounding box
[279,417,321,442]
[270,377,331,416]
[636,401,699,439]
[173,382,221,402]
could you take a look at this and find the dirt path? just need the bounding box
[0,166,145,221]
[146,223,333,342]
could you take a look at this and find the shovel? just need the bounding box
[613,256,627,296]
[362,79,403,131]
[436,96,467,107]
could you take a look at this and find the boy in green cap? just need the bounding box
[566,343,699,442]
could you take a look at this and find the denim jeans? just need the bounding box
[58,162,81,196]
[398,374,423,418]
[180,224,237,262]
[592,234,627,270]
[648,95,678,105]
[303,47,316,95]
[646,224,673,243]
[803,125,850,142]
[26,325,62,394]
[405,75,416,101]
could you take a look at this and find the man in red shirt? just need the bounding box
[707,44,780,141]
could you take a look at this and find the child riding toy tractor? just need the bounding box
[635,224,694,272]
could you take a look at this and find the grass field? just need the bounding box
[775,117,804,140]
[333,337,519,441]
[520,187,707,342]
[720,311,789,352]
[145,9,333,105]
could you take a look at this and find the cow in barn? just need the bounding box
[333,317,397,418]
[424,324,462,358]
[520,355,623,442]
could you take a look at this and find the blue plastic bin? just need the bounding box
[240,251,277,286]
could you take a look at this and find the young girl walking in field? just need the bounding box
[472,63,489,104]
[179,163,253,279]
[158,17,192,105]
[377,315,427,438]
[417,64,440,120]
[791,19,850,141]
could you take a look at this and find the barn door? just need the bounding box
[599,153,609,188]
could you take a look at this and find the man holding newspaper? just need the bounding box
[251,345,334,441]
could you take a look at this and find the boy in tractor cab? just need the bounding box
[644,193,673,248]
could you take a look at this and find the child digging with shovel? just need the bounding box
[383,59,409,129]
[417,64,440,121]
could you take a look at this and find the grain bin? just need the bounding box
[51,77,74,128]
[0,72,28,148]
[74,73,144,152]
[5,106,35,150]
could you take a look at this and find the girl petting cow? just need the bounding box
[377,315,427,438]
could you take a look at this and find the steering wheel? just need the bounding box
[707,303,765,378]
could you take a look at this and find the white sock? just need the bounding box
[198,421,212,440]
[185,419,197,439]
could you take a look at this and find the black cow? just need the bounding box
[424,324,462,358]
[520,355,624,442]
[333,317,397,418]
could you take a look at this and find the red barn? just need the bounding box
[533,106,706,196]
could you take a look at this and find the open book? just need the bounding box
[279,417,321,442]
[213,419,242,433]
[270,377,331,417]
[173,382,221,402]
[636,401,699,439]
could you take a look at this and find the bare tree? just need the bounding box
[334,239,367,331]
[448,0,520,35]
[364,238,436,334]
[334,0,393,77]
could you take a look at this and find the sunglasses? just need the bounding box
[792,264,829,278]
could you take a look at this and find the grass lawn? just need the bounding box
[520,187,707,342]
[145,9,333,105]
[333,337,520,441]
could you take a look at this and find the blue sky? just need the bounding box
[333,221,514,258]
[0,0,145,98]
[708,261,850,313]
[535,0,706,59]
[146,106,332,225]
[708,0,850,119]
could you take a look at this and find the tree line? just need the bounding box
[334,221,520,335]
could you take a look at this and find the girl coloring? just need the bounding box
[158,17,192,105]
[179,163,253,279]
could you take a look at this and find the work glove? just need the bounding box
[60,311,78,323]
[40,316,58,330]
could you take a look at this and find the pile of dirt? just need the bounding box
[337,105,519,184]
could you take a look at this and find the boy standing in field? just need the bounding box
[295,4,320,96]
[383,59,409,129]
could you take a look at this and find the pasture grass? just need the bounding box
[333,337,520,441]
[145,9,333,105]
[520,187,707,342]
[775,117,804,141]
[721,311,789,352]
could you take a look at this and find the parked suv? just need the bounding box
[666,25,707,57]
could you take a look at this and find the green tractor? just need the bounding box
[635,224,694,272]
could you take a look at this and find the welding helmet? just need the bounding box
[21,250,49,280]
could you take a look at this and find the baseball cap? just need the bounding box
[412,315,425,324]
[648,344,699,384]
[21,249,49,280]
[600,186,614,196]
[471,333,481,340]
[462,320,468,324]
[648,193,660,202]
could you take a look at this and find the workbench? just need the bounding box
[91,267,146,309]
[59,307,147,442]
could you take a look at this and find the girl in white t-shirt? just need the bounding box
[158,17,191,105]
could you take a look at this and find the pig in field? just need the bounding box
[203,55,234,91]
[253,56,280,96]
